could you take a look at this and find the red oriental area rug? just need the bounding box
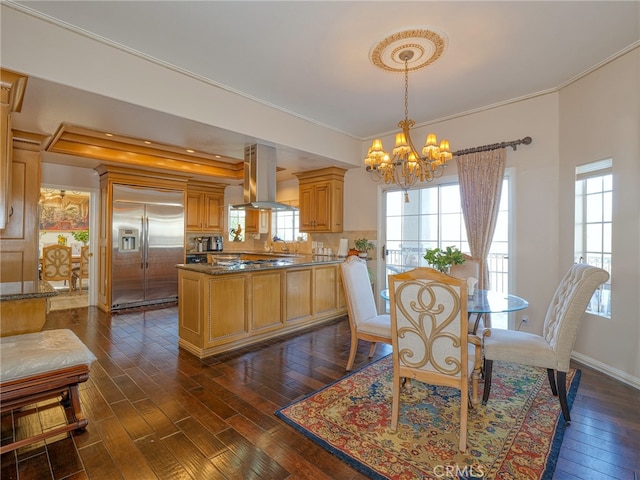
[275,356,579,480]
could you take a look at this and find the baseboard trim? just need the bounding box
[571,351,640,390]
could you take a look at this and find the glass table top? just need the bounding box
[380,288,528,314]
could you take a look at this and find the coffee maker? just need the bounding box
[211,235,223,252]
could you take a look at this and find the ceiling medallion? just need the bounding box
[370,29,447,73]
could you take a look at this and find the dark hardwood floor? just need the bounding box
[1,305,638,479]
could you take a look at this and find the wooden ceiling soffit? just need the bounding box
[45,123,244,181]
[13,130,48,152]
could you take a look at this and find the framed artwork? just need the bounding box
[39,189,89,231]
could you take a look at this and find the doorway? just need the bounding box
[39,187,96,309]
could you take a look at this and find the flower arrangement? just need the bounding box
[423,245,466,273]
[71,229,89,245]
[57,234,67,245]
[354,238,375,253]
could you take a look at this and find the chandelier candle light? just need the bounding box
[365,29,453,202]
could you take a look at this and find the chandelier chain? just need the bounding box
[404,59,409,123]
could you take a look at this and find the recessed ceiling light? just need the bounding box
[144,141,151,145]
[215,155,221,159]
[105,133,113,137]
[186,149,195,153]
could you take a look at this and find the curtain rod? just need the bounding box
[452,136,532,157]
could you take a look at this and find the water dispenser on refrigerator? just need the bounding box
[118,228,139,252]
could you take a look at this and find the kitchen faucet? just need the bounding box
[273,236,289,253]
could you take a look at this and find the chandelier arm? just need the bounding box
[452,137,532,157]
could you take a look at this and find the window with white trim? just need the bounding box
[574,159,612,317]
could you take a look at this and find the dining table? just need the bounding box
[380,288,529,333]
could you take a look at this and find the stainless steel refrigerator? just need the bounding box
[111,185,184,310]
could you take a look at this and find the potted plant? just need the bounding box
[71,229,89,245]
[423,245,466,273]
[354,238,375,258]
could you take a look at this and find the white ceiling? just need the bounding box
[4,1,640,171]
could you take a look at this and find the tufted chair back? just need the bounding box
[542,263,610,371]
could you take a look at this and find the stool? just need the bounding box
[0,329,96,454]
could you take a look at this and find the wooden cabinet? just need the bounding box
[177,262,347,358]
[0,69,28,231]
[186,182,225,233]
[0,149,40,285]
[295,167,346,233]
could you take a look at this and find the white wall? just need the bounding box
[343,93,562,338]
[559,48,640,384]
[341,52,640,386]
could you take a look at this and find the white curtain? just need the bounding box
[456,148,506,290]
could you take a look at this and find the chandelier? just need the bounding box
[364,30,453,202]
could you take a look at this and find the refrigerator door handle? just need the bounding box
[145,216,150,269]
[140,216,145,269]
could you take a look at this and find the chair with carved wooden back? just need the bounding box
[42,245,74,291]
[72,245,90,292]
[449,254,484,333]
[340,255,391,371]
[388,267,482,453]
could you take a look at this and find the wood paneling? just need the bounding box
[285,268,313,322]
[250,271,282,331]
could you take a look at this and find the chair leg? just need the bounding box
[547,368,558,396]
[391,370,401,431]
[368,342,377,358]
[482,359,493,405]
[557,371,571,424]
[346,335,358,371]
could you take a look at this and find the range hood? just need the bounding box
[232,144,297,211]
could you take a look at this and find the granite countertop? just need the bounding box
[0,280,59,301]
[176,255,343,275]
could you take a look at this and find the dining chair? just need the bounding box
[482,263,609,424]
[340,255,391,371]
[72,245,90,292]
[42,245,74,291]
[449,254,484,333]
[388,267,483,453]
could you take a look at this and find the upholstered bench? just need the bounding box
[0,329,97,454]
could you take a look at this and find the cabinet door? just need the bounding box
[0,150,39,284]
[185,192,203,231]
[312,182,332,232]
[298,184,315,232]
[314,264,338,314]
[244,210,259,234]
[203,193,223,232]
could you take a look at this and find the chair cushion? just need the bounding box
[357,314,391,338]
[483,328,558,370]
[0,329,96,382]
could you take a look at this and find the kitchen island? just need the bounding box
[176,255,346,358]
[0,281,58,337]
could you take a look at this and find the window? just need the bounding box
[384,179,510,327]
[272,208,305,242]
[228,208,246,242]
[384,180,509,288]
[575,159,612,317]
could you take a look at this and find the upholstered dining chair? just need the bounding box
[449,254,484,333]
[388,267,483,453]
[72,245,90,292]
[42,245,74,291]
[482,263,609,424]
[340,255,391,371]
